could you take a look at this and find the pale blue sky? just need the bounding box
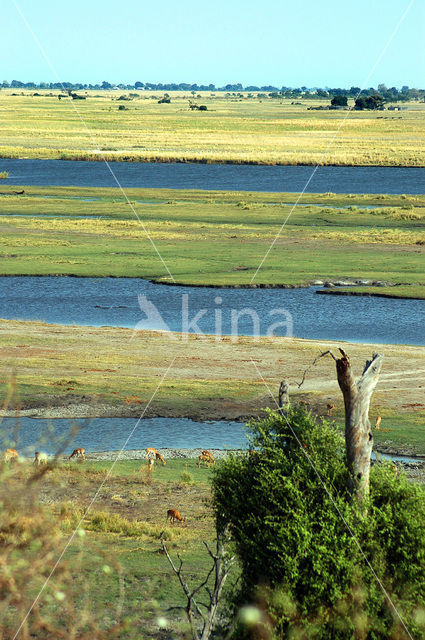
[1,0,423,87]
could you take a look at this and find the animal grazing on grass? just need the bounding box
[375,416,382,430]
[166,508,186,526]
[34,451,48,465]
[145,447,166,465]
[197,451,216,467]
[3,448,18,463]
[327,403,336,417]
[69,448,86,460]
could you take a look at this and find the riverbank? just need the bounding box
[317,285,425,300]
[57,448,425,483]
[1,319,424,453]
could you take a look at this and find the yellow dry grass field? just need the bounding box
[0,91,424,166]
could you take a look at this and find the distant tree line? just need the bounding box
[2,79,424,101]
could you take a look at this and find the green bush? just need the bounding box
[180,470,194,484]
[211,408,425,639]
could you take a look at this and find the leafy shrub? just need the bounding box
[180,470,194,484]
[212,408,425,639]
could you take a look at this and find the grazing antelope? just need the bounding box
[375,416,382,431]
[34,451,48,466]
[3,448,18,463]
[166,508,185,526]
[198,452,215,467]
[69,448,85,460]
[145,448,166,465]
[327,403,336,417]
[300,399,311,409]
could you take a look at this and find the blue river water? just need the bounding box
[0,416,247,454]
[0,276,423,344]
[0,415,422,462]
[1,158,425,194]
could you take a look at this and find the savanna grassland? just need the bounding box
[0,186,424,296]
[0,90,425,166]
[1,319,424,454]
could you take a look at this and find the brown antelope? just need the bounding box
[327,403,336,417]
[198,452,215,467]
[69,448,85,460]
[3,448,18,463]
[375,416,382,430]
[166,508,186,526]
[34,451,48,465]
[145,448,166,465]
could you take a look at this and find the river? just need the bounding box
[0,276,423,344]
[1,158,425,194]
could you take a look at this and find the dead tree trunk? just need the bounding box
[278,379,289,412]
[160,530,234,640]
[335,349,383,506]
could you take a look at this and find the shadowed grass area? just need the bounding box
[0,185,424,294]
[0,91,425,167]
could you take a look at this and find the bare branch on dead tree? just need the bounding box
[294,350,337,389]
[160,530,234,640]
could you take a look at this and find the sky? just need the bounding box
[1,0,424,88]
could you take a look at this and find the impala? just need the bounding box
[3,448,18,463]
[145,447,166,465]
[34,451,48,465]
[166,508,185,526]
[327,403,336,417]
[69,448,86,460]
[198,451,215,467]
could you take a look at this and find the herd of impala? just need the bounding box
[2,444,218,528]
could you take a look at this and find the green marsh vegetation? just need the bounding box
[0,91,425,166]
[0,186,424,296]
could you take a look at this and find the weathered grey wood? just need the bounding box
[160,530,233,640]
[278,379,289,411]
[335,349,383,505]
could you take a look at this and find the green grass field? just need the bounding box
[0,186,424,295]
[0,91,425,166]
